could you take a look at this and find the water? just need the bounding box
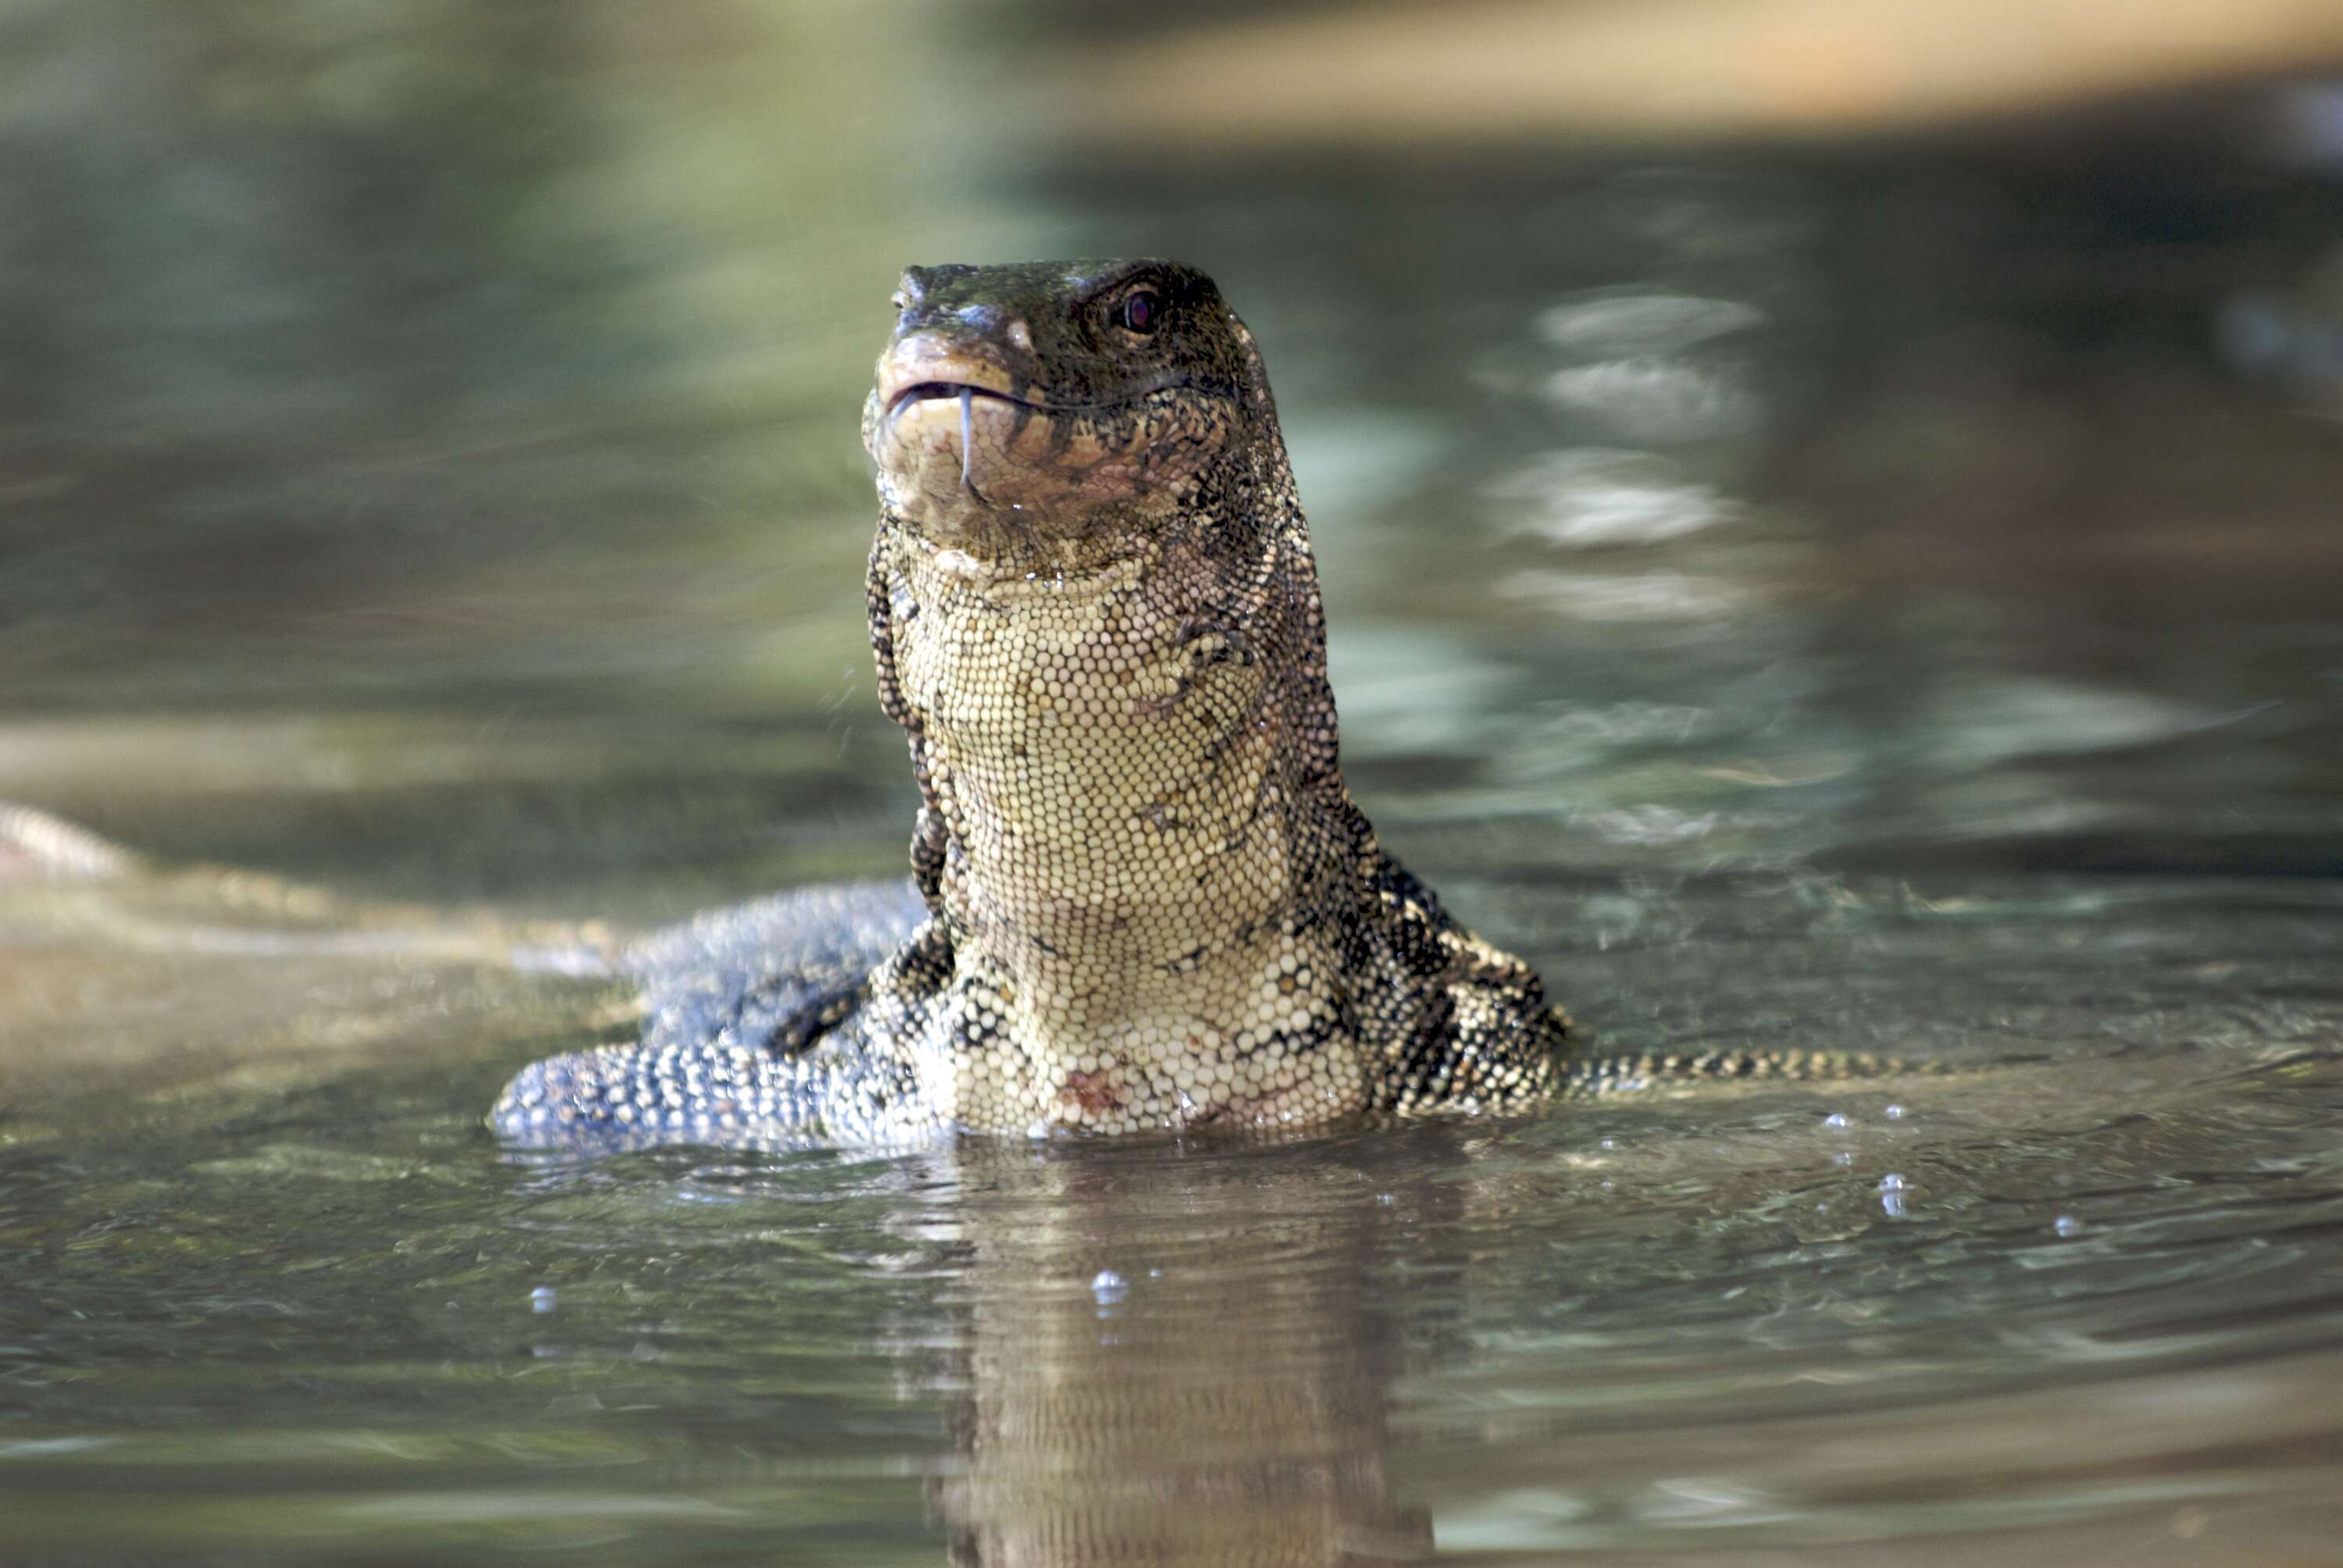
[5,4,2343,1562]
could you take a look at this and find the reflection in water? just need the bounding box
[923,1141,1432,1566]
[1485,448,1740,547]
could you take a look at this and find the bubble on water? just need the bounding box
[1877,1174,1913,1217]
[1598,1138,1617,1150]
[530,1285,557,1314]
[2055,1215,2083,1238]
[1885,1104,1906,1120]
[1822,1113,1850,1130]
[1831,1151,1853,1167]
[1090,1270,1129,1306]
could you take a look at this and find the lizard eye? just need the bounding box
[890,290,908,312]
[1118,288,1161,335]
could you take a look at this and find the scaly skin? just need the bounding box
[494,259,1571,1146]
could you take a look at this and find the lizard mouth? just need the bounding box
[874,340,1029,427]
[876,368,1040,496]
[875,347,1212,425]
[868,340,1240,537]
[883,380,1038,422]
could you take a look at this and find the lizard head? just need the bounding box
[864,258,1275,563]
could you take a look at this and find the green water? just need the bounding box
[5,2,2343,1561]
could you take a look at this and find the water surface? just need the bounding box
[4,5,2342,1562]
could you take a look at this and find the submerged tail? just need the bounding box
[1557,1045,1940,1097]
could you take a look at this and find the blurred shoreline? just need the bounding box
[1039,0,2343,150]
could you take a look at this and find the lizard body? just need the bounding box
[494,260,1568,1145]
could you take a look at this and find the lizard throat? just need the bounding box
[892,537,1318,1036]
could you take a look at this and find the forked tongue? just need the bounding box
[959,386,974,486]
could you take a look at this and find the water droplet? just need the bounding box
[530,1286,557,1314]
[1090,1270,1129,1306]
[2054,1215,2083,1238]
[1597,1138,1617,1150]
[1822,1112,1850,1129]
[1877,1173,1906,1192]
[1884,1104,1906,1120]
[1831,1151,1853,1166]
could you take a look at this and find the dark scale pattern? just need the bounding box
[494,881,929,1148]
[494,259,1572,1148]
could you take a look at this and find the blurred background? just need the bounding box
[5,0,2342,920]
[9,8,2343,1563]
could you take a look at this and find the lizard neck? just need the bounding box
[874,443,1378,1128]
[889,520,1308,1014]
